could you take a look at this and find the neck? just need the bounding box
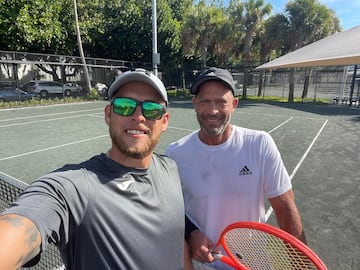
[107,149,152,169]
[198,124,233,145]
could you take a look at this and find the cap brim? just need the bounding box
[190,76,234,95]
[108,71,168,103]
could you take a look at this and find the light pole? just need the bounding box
[152,0,160,76]
[73,0,92,93]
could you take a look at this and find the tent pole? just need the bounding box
[349,65,358,107]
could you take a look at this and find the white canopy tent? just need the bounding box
[256,25,360,70]
[256,25,360,105]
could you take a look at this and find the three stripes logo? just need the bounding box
[239,165,252,175]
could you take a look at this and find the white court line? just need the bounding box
[0,170,27,186]
[235,110,325,121]
[0,135,108,161]
[268,117,293,133]
[87,114,104,119]
[167,117,294,134]
[168,126,195,132]
[265,119,329,221]
[0,113,103,128]
[0,108,102,122]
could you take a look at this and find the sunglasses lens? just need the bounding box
[112,98,166,120]
[113,98,136,116]
[142,101,166,120]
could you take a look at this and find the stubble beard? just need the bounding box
[110,127,159,159]
[197,112,231,136]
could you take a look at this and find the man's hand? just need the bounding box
[187,230,219,263]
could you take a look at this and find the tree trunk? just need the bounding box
[242,68,248,100]
[257,70,264,96]
[301,68,312,99]
[288,68,295,103]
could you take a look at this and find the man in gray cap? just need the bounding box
[166,67,306,270]
[0,69,187,270]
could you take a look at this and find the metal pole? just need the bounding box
[152,0,159,76]
[73,0,92,93]
[349,65,358,107]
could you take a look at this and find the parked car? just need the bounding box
[64,82,83,93]
[0,88,36,102]
[23,80,77,98]
[94,82,108,99]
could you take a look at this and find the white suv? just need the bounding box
[23,80,74,98]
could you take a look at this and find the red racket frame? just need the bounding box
[214,222,327,270]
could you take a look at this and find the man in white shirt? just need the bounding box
[166,67,306,270]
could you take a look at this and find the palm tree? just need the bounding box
[284,0,341,102]
[229,0,271,100]
[181,1,228,68]
[255,14,289,96]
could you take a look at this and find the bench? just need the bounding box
[332,96,359,105]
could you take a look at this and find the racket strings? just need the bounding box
[224,228,317,270]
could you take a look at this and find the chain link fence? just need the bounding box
[1,50,359,103]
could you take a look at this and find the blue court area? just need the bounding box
[0,98,359,269]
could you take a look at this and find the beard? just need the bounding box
[109,126,160,159]
[197,112,231,136]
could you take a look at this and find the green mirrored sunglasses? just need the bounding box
[111,97,166,120]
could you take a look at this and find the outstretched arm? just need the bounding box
[0,214,41,270]
[269,189,307,244]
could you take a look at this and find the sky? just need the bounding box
[269,0,360,30]
[218,0,360,31]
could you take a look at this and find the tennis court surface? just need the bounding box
[0,98,359,269]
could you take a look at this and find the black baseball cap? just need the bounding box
[190,67,235,95]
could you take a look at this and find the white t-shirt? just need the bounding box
[166,125,292,245]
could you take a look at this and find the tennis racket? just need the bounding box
[212,222,327,270]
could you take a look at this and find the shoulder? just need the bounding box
[31,154,108,192]
[152,152,178,168]
[166,130,198,155]
[232,125,272,142]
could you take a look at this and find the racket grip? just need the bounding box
[213,253,249,270]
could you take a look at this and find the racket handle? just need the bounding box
[213,253,249,270]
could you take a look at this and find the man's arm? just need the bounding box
[185,215,216,263]
[183,240,194,270]
[269,189,307,243]
[0,214,41,270]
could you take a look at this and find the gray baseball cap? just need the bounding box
[190,67,235,95]
[108,68,168,104]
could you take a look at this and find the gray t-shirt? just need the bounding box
[4,153,184,270]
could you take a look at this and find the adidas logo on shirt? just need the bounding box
[239,165,252,175]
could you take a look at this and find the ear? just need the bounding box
[104,104,111,126]
[161,112,170,132]
[232,97,239,110]
[192,96,197,109]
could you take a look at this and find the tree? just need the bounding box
[255,14,289,96]
[283,0,341,102]
[0,0,76,54]
[229,0,271,100]
[0,0,79,83]
[181,0,228,68]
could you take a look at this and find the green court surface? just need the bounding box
[0,98,359,269]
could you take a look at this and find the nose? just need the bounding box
[207,102,219,114]
[131,104,146,121]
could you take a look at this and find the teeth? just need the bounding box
[127,129,145,134]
